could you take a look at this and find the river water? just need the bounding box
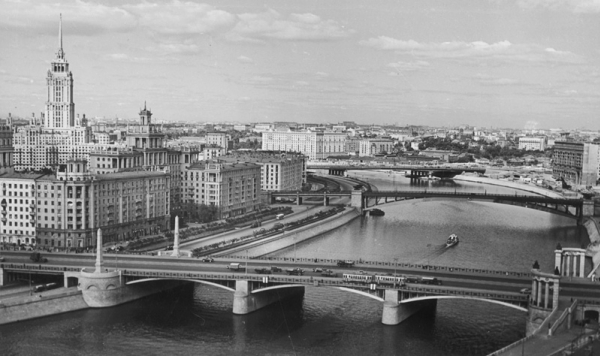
[0,172,588,356]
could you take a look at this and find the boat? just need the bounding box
[445,234,459,248]
[370,208,385,216]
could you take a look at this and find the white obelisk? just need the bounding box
[171,216,180,257]
[95,228,104,273]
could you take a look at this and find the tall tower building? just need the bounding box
[45,15,75,129]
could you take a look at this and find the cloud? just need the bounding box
[104,53,177,63]
[238,55,253,63]
[515,0,600,13]
[0,0,135,34]
[226,9,354,42]
[387,60,430,73]
[123,1,236,35]
[360,36,582,64]
[474,73,521,86]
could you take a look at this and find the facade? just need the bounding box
[519,136,547,151]
[261,130,347,160]
[0,120,14,175]
[32,160,171,249]
[552,141,599,187]
[359,138,395,157]
[183,160,261,219]
[206,132,230,152]
[0,174,39,245]
[221,151,306,191]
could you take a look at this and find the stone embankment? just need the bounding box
[0,287,88,325]
[219,207,361,257]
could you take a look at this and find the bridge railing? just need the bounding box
[549,299,578,336]
[0,263,82,273]
[227,256,532,279]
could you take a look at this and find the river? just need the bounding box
[0,172,588,356]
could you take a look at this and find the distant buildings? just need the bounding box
[261,130,346,159]
[518,137,547,151]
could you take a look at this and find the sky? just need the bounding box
[0,0,599,130]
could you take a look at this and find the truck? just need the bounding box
[337,260,355,267]
[226,263,245,271]
[30,252,48,263]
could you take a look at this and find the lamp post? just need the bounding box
[245,249,248,275]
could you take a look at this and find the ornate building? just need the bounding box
[13,16,93,172]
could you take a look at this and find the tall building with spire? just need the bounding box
[13,15,92,171]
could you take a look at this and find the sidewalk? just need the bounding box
[500,328,595,356]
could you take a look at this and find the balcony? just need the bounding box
[1,217,6,223]
[1,201,6,207]
[30,218,35,224]
[1,210,6,216]
[29,211,35,216]
[30,202,35,208]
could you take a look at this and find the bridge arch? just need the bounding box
[337,287,384,302]
[399,295,527,312]
[126,278,236,292]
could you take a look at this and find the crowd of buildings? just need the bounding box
[1,18,598,249]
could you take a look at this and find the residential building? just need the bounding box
[261,130,347,160]
[183,160,261,219]
[222,151,306,191]
[552,140,599,187]
[359,138,394,156]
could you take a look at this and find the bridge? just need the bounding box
[269,189,586,222]
[306,163,486,179]
[1,251,533,324]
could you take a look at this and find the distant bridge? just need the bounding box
[306,163,486,179]
[269,190,584,222]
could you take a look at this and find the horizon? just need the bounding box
[0,0,598,130]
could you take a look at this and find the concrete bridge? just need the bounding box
[1,257,529,325]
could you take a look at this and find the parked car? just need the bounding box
[200,257,214,263]
[29,252,47,263]
[271,266,282,272]
[254,268,271,274]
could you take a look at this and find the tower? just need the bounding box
[45,14,75,129]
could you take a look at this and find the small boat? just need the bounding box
[445,234,459,248]
[370,208,385,216]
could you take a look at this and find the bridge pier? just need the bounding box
[233,280,305,314]
[381,290,436,325]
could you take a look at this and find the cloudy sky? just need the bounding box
[0,0,599,129]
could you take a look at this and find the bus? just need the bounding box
[276,214,285,220]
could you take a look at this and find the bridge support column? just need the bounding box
[324,197,329,206]
[381,290,436,325]
[297,197,303,205]
[350,190,364,211]
[233,280,305,315]
[0,267,6,286]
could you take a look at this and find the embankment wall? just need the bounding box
[0,288,88,325]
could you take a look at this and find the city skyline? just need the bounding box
[0,0,599,130]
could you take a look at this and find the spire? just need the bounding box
[144,101,147,111]
[56,14,65,60]
[59,14,62,50]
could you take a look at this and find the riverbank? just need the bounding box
[0,287,88,325]
[220,207,361,257]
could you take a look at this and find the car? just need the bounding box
[254,268,271,274]
[313,268,323,273]
[286,268,304,276]
[321,269,336,277]
[520,288,531,295]
[200,257,214,263]
[271,266,282,272]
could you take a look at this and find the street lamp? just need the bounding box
[245,249,248,275]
